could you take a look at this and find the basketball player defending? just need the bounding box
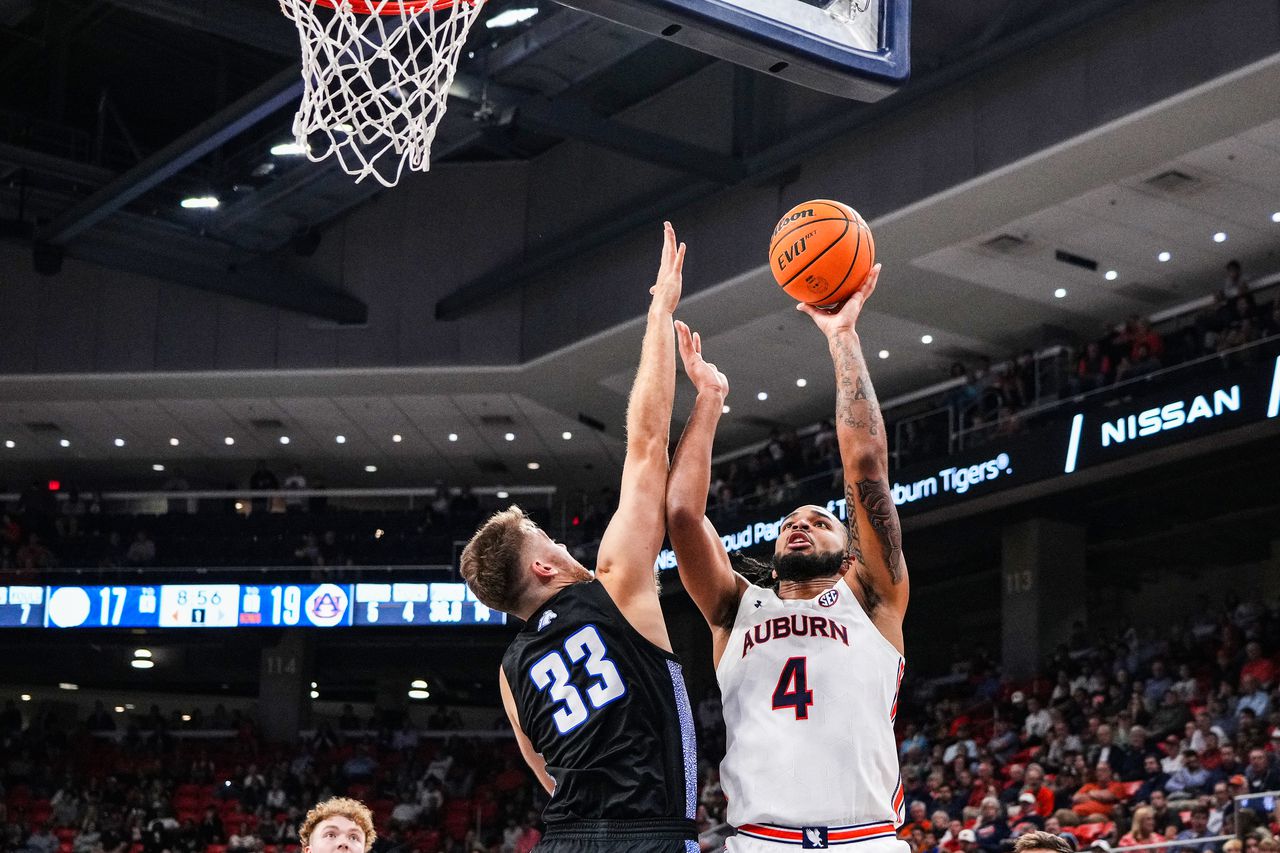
[667,264,910,852]
[461,222,698,852]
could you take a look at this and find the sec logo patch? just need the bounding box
[818,588,839,608]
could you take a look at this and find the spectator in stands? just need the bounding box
[1172,805,1217,853]
[900,801,932,840]
[1237,676,1271,719]
[125,530,157,567]
[1166,750,1212,801]
[1206,781,1235,835]
[1088,725,1128,771]
[16,531,56,569]
[74,821,102,853]
[1073,342,1113,393]
[1223,260,1251,301]
[1024,697,1053,742]
[196,809,223,847]
[1119,807,1165,851]
[972,797,1010,853]
[249,461,278,513]
[86,700,115,732]
[1149,789,1184,836]
[1246,749,1280,793]
[1071,762,1124,819]
[1116,342,1162,383]
[1023,764,1055,819]
[24,825,58,853]
[1241,642,1276,690]
[284,465,308,512]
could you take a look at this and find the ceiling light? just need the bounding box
[410,679,428,689]
[181,714,191,722]
[1054,288,1067,299]
[125,703,135,710]
[364,465,377,473]
[392,434,402,443]
[722,405,731,414]
[224,436,235,446]
[878,350,890,359]
[270,141,308,156]
[921,335,933,344]
[1157,251,1171,262]
[152,464,165,472]
[448,433,458,442]
[496,490,509,499]
[504,432,516,441]
[331,435,345,445]
[169,437,180,446]
[561,431,572,440]
[20,694,31,701]
[114,437,125,447]
[134,649,152,658]
[4,440,13,449]
[130,660,154,669]
[311,682,318,688]
[757,391,768,401]
[58,683,78,690]
[334,122,354,133]
[485,7,538,28]
[279,436,290,445]
[1213,231,1227,243]
[1271,212,1280,223]
[310,690,319,699]
[114,706,124,713]
[527,462,540,470]
[59,438,71,448]
[180,195,220,210]
[796,378,807,388]
[408,689,431,699]
[234,501,244,511]
[1104,270,1118,281]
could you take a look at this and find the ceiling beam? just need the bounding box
[102,0,297,55]
[38,65,302,246]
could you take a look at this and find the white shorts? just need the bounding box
[726,830,911,853]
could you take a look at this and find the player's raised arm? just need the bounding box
[797,264,909,651]
[594,223,684,615]
[667,322,746,644]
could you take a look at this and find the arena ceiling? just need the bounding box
[1,0,1278,491]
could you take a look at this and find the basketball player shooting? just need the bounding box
[667,263,910,852]
[460,222,700,852]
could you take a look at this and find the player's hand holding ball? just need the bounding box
[769,199,874,307]
[797,263,880,339]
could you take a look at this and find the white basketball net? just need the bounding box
[281,0,485,187]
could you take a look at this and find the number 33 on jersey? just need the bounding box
[530,625,627,733]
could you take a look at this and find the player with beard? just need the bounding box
[666,263,910,853]
[461,223,699,853]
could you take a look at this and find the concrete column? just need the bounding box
[259,631,312,743]
[1001,519,1087,680]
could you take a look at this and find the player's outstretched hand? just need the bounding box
[797,263,880,339]
[675,320,729,399]
[649,221,686,316]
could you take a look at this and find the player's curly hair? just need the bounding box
[299,797,375,849]
[460,505,531,613]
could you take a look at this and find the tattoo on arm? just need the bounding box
[842,481,866,568]
[856,478,903,583]
[854,378,868,401]
[832,337,879,436]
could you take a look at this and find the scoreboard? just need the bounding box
[0,581,503,629]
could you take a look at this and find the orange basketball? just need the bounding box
[768,199,875,306]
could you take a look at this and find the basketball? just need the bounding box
[768,199,875,307]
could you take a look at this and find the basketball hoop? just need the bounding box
[280,0,486,187]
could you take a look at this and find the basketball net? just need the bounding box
[280,0,485,187]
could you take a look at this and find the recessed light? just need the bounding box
[181,714,191,722]
[169,437,180,446]
[4,440,13,449]
[152,464,165,472]
[562,431,572,440]
[796,378,807,388]
[408,689,431,699]
[722,405,731,414]
[234,501,244,511]
[310,682,318,689]
[921,335,933,345]
[1213,231,1227,243]
[1157,251,1171,262]
[1104,270,1118,281]
[179,195,220,210]
[527,462,540,470]
[1271,212,1280,223]
[224,436,235,445]
[335,435,346,444]
[21,694,31,701]
[504,432,516,441]
[270,141,308,156]
[392,434,402,443]
[114,438,125,447]
[485,6,538,28]
[878,350,890,359]
[410,679,428,689]
[130,660,154,670]
[1054,288,1067,299]
[279,436,290,445]
[310,690,320,699]
[757,392,768,401]
[364,465,377,473]
[134,649,152,658]
[114,706,125,713]
[59,438,71,448]
[447,433,458,442]
[58,682,78,690]
[496,490,509,499]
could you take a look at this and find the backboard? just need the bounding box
[556,0,909,100]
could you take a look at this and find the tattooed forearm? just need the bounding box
[842,481,866,567]
[831,335,880,436]
[854,377,868,401]
[856,478,903,583]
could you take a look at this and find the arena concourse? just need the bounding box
[2,2,1280,853]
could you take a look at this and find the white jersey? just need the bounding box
[717,578,905,833]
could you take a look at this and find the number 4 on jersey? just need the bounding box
[772,656,814,720]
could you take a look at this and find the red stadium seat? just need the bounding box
[1072,823,1114,844]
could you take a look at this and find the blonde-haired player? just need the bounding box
[300,798,376,853]
[667,264,910,851]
